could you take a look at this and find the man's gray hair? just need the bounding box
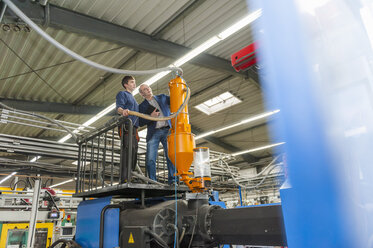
[139,83,149,95]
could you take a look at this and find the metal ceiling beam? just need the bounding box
[4,0,250,80]
[0,98,115,116]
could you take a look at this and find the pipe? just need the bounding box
[99,204,122,248]
[2,0,182,76]
[0,102,78,142]
[26,179,41,248]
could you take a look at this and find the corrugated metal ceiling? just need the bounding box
[0,0,275,172]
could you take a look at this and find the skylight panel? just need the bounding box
[195,92,242,115]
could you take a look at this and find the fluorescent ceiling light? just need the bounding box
[30,156,41,162]
[218,9,262,39]
[0,172,17,185]
[174,37,221,67]
[231,142,285,156]
[195,91,242,115]
[195,109,279,140]
[56,9,262,143]
[50,178,76,188]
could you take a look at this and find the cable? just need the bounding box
[179,227,186,244]
[187,199,199,248]
[42,178,50,188]
[27,177,34,189]
[220,158,283,190]
[132,171,166,186]
[128,85,190,122]
[0,102,79,142]
[3,0,182,76]
[10,179,28,191]
[167,224,180,248]
[216,155,279,187]
[50,239,81,248]
[45,190,60,211]
[135,164,145,176]
[173,114,178,248]
[241,164,283,190]
[144,229,170,248]
[20,198,30,205]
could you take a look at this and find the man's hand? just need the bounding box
[150,109,160,117]
[121,109,130,117]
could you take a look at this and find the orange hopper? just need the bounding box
[167,76,210,192]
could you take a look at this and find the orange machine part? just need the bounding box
[168,76,209,192]
[167,76,195,176]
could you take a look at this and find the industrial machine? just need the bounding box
[58,224,76,241]
[65,75,287,248]
[0,222,54,248]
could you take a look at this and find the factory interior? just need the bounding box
[1,0,373,247]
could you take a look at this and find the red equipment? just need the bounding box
[231,42,258,72]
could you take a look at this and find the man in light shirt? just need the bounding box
[138,84,176,185]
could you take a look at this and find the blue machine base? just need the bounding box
[75,196,119,248]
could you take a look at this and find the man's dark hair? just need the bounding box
[121,75,135,89]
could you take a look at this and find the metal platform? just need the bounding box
[73,183,189,198]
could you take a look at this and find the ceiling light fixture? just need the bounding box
[195,109,279,140]
[29,156,41,162]
[50,178,76,188]
[231,142,285,156]
[0,172,17,185]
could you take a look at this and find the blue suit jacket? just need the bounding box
[139,94,172,142]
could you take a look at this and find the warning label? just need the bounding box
[128,232,135,243]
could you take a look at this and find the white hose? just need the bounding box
[132,171,166,186]
[217,155,282,190]
[3,0,183,75]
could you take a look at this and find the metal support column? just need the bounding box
[26,178,41,248]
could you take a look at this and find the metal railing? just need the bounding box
[75,117,128,193]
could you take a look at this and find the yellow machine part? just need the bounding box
[0,222,54,248]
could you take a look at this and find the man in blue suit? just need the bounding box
[138,84,176,185]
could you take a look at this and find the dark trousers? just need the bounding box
[120,126,138,182]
